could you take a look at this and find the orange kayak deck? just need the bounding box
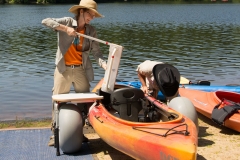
[89,103,197,160]
[179,88,240,132]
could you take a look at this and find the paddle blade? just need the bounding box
[196,80,211,86]
[180,76,190,85]
[92,78,104,93]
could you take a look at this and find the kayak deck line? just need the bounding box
[132,123,190,137]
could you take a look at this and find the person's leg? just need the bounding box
[52,67,72,128]
[72,66,90,142]
[48,67,72,146]
[53,67,73,95]
[73,66,90,93]
[73,66,90,114]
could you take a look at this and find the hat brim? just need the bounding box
[69,5,104,18]
[153,64,180,97]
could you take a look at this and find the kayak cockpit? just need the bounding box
[216,91,240,103]
[96,86,179,123]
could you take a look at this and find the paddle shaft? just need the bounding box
[76,32,113,46]
[180,77,210,85]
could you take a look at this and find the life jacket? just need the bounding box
[211,99,240,126]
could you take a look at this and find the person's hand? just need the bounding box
[102,63,107,70]
[141,86,149,94]
[65,26,76,36]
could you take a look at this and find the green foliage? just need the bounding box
[47,0,56,3]
[1,0,240,4]
[6,0,30,3]
[0,119,51,129]
[37,0,46,3]
[10,0,22,3]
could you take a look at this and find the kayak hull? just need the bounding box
[89,80,198,160]
[179,88,240,132]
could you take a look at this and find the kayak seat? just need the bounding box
[97,88,111,110]
[111,88,144,122]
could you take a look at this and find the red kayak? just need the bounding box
[88,80,198,160]
[179,88,240,132]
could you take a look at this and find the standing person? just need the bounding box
[136,60,180,102]
[42,0,107,146]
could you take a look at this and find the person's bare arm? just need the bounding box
[138,72,148,94]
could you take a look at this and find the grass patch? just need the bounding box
[0,118,51,129]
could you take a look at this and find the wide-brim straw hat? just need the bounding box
[69,0,104,18]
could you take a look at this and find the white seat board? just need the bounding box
[52,93,103,103]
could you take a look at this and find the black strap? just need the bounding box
[211,99,240,126]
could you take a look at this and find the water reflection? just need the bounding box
[0,3,240,120]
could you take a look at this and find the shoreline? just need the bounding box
[0,113,239,160]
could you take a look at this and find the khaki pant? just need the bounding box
[53,66,90,95]
[51,66,90,132]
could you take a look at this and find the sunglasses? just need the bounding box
[86,11,95,19]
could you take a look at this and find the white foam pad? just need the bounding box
[52,93,103,103]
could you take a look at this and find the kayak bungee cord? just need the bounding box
[132,123,190,137]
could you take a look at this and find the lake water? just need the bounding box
[0,3,240,121]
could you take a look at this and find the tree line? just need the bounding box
[1,0,76,3]
[0,0,237,4]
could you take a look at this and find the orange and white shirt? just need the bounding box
[64,29,85,65]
